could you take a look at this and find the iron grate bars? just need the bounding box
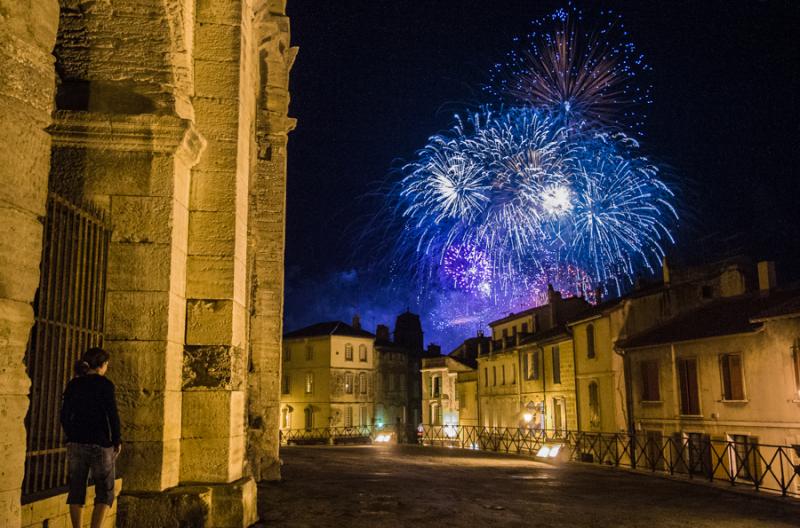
[22,193,111,500]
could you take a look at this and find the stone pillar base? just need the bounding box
[117,478,257,528]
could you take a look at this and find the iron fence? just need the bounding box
[418,425,800,498]
[22,193,110,500]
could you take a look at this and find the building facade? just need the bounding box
[477,289,588,429]
[1,2,294,527]
[281,322,376,432]
[618,268,800,488]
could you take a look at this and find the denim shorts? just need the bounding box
[66,443,116,506]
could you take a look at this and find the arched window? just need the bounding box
[344,372,353,394]
[359,344,368,361]
[587,324,596,359]
[359,372,367,394]
[345,343,353,361]
[304,407,313,431]
[588,381,600,428]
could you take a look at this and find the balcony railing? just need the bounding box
[418,425,800,499]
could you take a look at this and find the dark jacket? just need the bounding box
[60,374,121,448]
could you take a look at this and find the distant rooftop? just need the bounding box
[617,288,800,349]
[283,321,375,339]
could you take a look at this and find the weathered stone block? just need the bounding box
[181,390,244,439]
[111,196,172,244]
[117,486,211,528]
[107,242,172,292]
[180,436,244,483]
[116,388,170,442]
[0,299,34,395]
[185,299,234,345]
[196,0,243,25]
[192,140,238,174]
[105,291,170,341]
[195,60,240,100]
[186,255,235,299]
[0,207,44,303]
[182,345,245,391]
[209,477,257,528]
[188,211,236,256]
[195,22,241,62]
[116,440,166,492]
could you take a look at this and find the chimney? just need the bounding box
[547,283,561,304]
[757,261,776,292]
[352,314,361,330]
[376,324,390,341]
[594,285,603,304]
[662,256,671,286]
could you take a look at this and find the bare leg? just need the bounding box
[69,505,83,528]
[90,504,110,528]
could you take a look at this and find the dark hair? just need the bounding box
[74,347,110,376]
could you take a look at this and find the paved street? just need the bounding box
[258,444,800,528]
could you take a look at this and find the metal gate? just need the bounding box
[22,193,111,500]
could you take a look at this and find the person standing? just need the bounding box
[60,347,121,528]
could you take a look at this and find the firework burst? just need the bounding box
[488,5,651,131]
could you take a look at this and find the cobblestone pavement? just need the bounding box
[257,444,799,528]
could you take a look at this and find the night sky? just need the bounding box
[283,1,800,349]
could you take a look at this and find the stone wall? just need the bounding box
[0,1,59,525]
[0,1,293,526]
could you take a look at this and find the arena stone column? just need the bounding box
[0,1,59,525]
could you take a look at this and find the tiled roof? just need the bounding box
[519,325,569,346]
[283,321,375,339]
[618,289,800,349]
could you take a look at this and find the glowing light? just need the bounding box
[523,412,534,423]
[374,434,392,443]
[541,185,573,216]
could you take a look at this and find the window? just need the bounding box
[389,373,396,392]
[794,339,800,398]
[523,352,530,379]
[359,344,368,362]
[501,365,506,385]
[305,345,313,361]
[677,358,700,415]
[731,434,760,482]
[399,374,406,392]
[588,381,600,428]
[432,375,440,397]
[511,364,516,385]
[686,432,712,477]
[360,406,368,427]
[345,343,353,361]
[521,323,528,334]
[305,372,314,394]
[304,407,313,431]
[344,406,353,427]
[359,372,367,394]
[531,350,540,380]
[345,372,353,394]
[641,360,660,401]
[552,398,565,433]
[502,329,508,339]
[484,367,488,387]
[492,366,497,386]
[430,403,441,425]
[533,314,540,332]
[720,353,745,400]
[283,347,291,362]
[552,346,561,384]
[281,407,291,429]
[281,374,290,395]
[586,324,596,359]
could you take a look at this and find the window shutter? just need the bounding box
[687,359,700,414]
[648,361,660,400]
[729,354,744,400]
